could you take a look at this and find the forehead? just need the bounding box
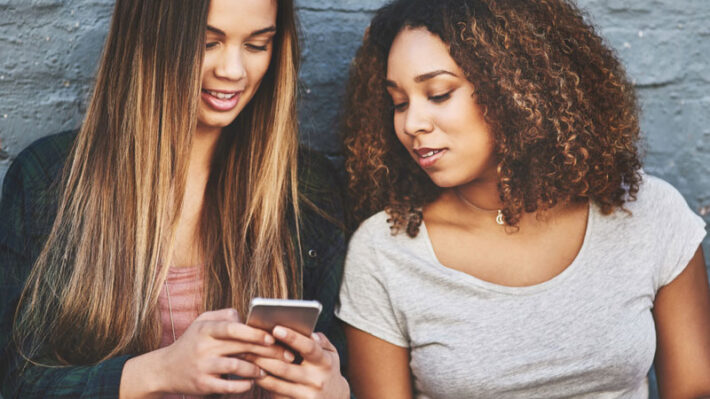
[387,27,461,81]
[207,0,278,34]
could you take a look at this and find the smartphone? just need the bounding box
[245,297,322,337]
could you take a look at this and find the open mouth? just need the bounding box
[203,89,238,100]
[419,149,444,158]
[414,147,447,168]
[201,89,242,112]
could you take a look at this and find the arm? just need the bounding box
[653,246,710,398]
[344,324,413,399]
[0,152,135,398]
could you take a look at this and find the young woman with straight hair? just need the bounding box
[0,0,349,398]
[338,0,710,397]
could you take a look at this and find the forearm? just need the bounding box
[2,354,133,399]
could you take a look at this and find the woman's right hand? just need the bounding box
[120,308,294,399]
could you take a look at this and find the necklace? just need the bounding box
[164,280,187,399]
[453,188,505,225]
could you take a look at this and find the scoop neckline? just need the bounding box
[419,202,595,296]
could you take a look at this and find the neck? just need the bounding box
[191,125,222,175]
[452,179,503,211]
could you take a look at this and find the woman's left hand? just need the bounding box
[250,326,350,399]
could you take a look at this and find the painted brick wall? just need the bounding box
[0,1,707,396]
[1,0,707,250]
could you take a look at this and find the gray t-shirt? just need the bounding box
[336,175,707,398]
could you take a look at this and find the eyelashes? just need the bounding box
[204,42,270,52]
[429,91,452,103]
[392,90,454,113]
[245,43,268,52]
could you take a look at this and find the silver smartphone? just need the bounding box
[245,297,322,336]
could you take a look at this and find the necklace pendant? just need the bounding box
[495,209,505,225]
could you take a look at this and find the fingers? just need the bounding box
[255,374,318,398]
[208,357,263,379]
[221,340,294,361]
[314,333,336,352]
[255,372,349,399]
[196,308,241,322]
[273,326,324,364]
[252,357,314,386]
[204,321,276,345]
[249,350,338,387]
[202,376,255,394]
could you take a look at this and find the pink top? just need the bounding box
[158,266,202,399]
[158,266,203,348]
[157,266,253,399]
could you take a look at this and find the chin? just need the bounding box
[425,173,461,188]
[198,114,238,130]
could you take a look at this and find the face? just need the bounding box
[197,0,278,135]
[386,27,497,188]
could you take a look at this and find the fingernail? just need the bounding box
[273,326,287,339]
[312,333,321,343]
[265,334,275,345]
[284,351,295,362]
[260,369,267,378]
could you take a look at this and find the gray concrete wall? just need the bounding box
[0,1,708,396]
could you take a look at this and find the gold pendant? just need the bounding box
[496,210,504,225]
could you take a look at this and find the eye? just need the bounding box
[393,102,408,113]
[429,91,452,103]
[246,43,269,52]
[206,41,219,50]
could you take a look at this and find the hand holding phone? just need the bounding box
[245,297,322,336]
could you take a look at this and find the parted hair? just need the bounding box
[343,0,642,236]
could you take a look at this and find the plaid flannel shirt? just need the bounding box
[0,131,349,398]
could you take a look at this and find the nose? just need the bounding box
[403,100,434,137]
[214,46,246,81]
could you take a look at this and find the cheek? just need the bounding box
[199,60,212,88]
[245,52,273,86]
[393,115,408,145]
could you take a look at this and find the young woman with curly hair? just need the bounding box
[336,0,710,397]
[0,0,350,398]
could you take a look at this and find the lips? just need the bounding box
[413,147,447,168]
[201,88,242,112]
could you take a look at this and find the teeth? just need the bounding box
[421,150,441,158]
[207,90,236,100]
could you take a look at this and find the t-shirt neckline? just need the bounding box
[419,202,595,296]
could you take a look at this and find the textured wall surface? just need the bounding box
[1,0,708,250]
[0,0,708,397]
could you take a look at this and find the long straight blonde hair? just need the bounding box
[14,0,301,366]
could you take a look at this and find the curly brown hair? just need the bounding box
[343,0,642,236]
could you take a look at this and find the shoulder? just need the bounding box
[295,146,346,250]
[628,175,706,289]
[0,131,75,256]
[352,210,392,240]
[3,130,76,193]
[297,146,342,207]
[296,145,345,223]
[295,147,347,289]
[347,211,402,261]
[623,173,697,218]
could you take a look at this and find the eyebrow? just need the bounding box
[385,70,458,88]
[206,25,277,38]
